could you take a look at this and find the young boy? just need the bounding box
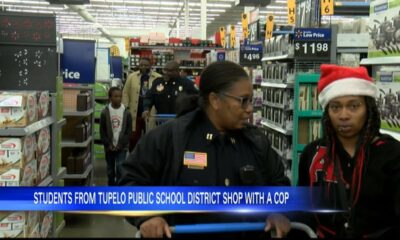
[100,87,132,186]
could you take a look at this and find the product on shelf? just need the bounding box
[263,63,294,84]
[62,118,89,143]
[37,91,50,120]
[36,127,50,156]
[264,34,294,57]
[0,212,25,238]
[37,150,50,184]
[0,135,36,169]
[0,91,38,128]
[62,148,90,174]
[39,211,53,238]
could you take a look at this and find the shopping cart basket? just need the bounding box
[135,222,317,238]
[145,114,176,132]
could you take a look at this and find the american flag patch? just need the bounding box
[183,151,207,167]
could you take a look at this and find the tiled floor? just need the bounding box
[59,157,137,238]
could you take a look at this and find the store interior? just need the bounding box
[1,0,400,238]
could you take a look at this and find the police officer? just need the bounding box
[142,61,198,119]
[120,61,291,238]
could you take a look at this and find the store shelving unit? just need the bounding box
[292,73,323,185]
[61,84,95,186]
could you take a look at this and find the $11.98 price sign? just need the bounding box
[294,28,331,60]
[240,44,262,65]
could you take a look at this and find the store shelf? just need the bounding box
[153,65,204,70]
[380,129,400,141]
[64,108,94,117]
[261,120,292,135]
[56,167,67,181]
[131,46,223,51]
[95,96,109,100]
[360,57,400,65]
[273,30,294,35]
[96,79,112,84]
[57,118,66,127]
[261,81,294,88]
[63,84,93,90]
[0,117,54,136]
[298,110,323,117]
[334,1,370,15]
[62,164,93,179]
[262,53,293,61]
[337,47,368,53]
[55,220,66,237]
[297,144,306,152]
[263,101,292,111]
[61,136,92,148]
[38,176,53,187]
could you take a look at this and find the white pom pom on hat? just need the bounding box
[317,64,377,109]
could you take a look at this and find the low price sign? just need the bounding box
[240,44,263,66]
[294,28,331,60]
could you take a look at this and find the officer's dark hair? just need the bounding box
[175,61,249,116]
[108,86,122,98]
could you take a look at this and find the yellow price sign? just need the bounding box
[242,13,249,39]
[265,15,274,40]
[110,45,120,57]
[124,38,130,51]
[321,0,334,15]
[230,25,236,48]
[220,27,226,48]
[287,0,295,25]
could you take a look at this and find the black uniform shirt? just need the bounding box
[177,113,259,186]
[143,76,198,114]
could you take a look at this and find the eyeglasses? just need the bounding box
[220,92,253,108]
[328,101,363,113]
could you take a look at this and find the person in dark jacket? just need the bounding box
[100,87,132,186]
[120,61,291,238]
[298,64,400,237]
[142,61,198,118]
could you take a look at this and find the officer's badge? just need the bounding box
[178,86,183,92]
[156,84,164,92]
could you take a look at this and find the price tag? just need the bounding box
[240,44,263,65]
[321,0,334,15]
[294,28,331,60]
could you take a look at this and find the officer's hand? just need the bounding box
[142,111,150,121]
[140,217,172,238]
[264,214,291,238]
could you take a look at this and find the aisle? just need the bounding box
[60,157,137,238]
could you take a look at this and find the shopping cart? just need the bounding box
[145,114,176,132]
[134,222,317,238]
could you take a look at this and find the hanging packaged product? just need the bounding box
[0,212,25,238]
[0,91,38,128]
[36,127,50,156]
[37,150,50,184]
[39,211,53,238]
[37,91,50,120]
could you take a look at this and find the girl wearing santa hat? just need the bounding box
[298,64,400,237]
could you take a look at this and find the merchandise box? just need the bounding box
[0,135,36,170]
[0,91,38,128]
[0,212,24,238]
[25,211,39,237]
[37,150,51,184]
[37,91,50,120]
[36,127,50,156]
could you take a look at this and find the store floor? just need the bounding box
[60,157,137,238]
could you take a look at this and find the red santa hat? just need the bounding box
[318,64,377,109]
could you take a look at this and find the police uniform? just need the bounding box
[299,135,400,237]
[143,77,198,114]
[120,108,290,236]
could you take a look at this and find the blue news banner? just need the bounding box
[0,187,318,212]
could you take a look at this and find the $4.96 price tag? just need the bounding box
[240,44,263,65]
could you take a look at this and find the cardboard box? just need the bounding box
[37,127,50,156]
[0,159,37,187]
[37,151,51,184]
[0,92,38,128]
[37,91,50,120]
[0,135,36,170]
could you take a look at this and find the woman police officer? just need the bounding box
[120,61,291,238]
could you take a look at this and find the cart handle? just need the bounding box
[135,222,317,238]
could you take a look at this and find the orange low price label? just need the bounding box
[287,0,295,25]
[321,0,334,15]
[265,15,274,40]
